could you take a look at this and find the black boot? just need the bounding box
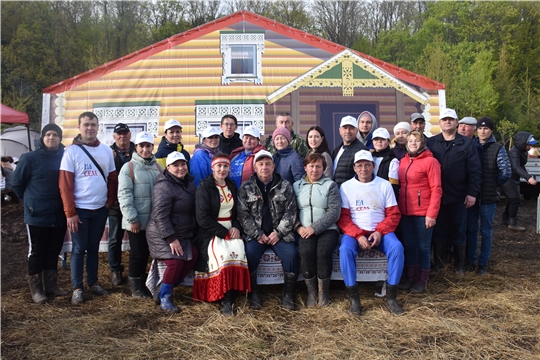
[304,276,317,307]
[43,269,68,297]
[282,272,298,310]
[27,273,47,304]
[346,284,361,315]
[248,271,262,310]
[385,282,405,315]
[502,212,509,226]
[140,273,153,298]
[508,218,526,232]
[454,243,466,276]
[432,240,447,274]
[221,290,234,316]
[318,277,331,307]
[129,277,152,299]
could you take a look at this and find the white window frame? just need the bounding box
[220,32,264,85]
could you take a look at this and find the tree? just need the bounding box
[311,1,365,48]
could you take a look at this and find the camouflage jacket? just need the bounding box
[265,130,308,157]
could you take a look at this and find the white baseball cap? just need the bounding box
[340,115,358,128]
[164,119,182,131]
[440,108,458,120]
[166,151,187,166]
[254,150,274,163]
[372,127,390,140]
[134,131,154,145]
[202,126,221,139]
[354,150,374,163]
[243,125,260,139]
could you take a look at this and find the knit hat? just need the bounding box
[393,122,412,134]
[41,123,63,141]
[272,127,291,144]
[477,117,494,131]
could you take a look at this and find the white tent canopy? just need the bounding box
[1,126,40,159]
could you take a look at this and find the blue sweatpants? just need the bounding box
[340,233,404,286]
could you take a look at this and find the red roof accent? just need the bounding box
[44,10,444,93]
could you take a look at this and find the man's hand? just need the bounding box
[298,225,315,239]
[130,222,140,233]
[258,234,268,244]
[425,216,436,229]
[67,215,82,233]
[357,235,371,250]
[368,231,382,247]
[267,231,280,246]
[228,227,241,239]
[528,177,537,186]
[464,195,476,209]
[169,239,184,256]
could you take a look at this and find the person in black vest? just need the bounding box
[371,127,400,200]
[218,114,243,155]
[331,116,368,187]
[465,117,511,275]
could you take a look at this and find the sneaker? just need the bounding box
[89,284,109,296]
[477,265,488,276]
[71,289,84,305]
[111,271,124,286]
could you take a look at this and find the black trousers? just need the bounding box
[298,229,339,279]
[27,225,67,275]
[127,230,150,278]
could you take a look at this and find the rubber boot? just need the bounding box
[304,276,317,307]
[43,269,68,297]
[385,282,405,315]
[502,213,509,226]
[410,269,430,293]
[318,277,331,307]
[454,243,466,275]
[398,265,419,291]
[346,284,361,315]
[508,218,525,232]
[432,240,446,274]
[220,290,234,316]
[27,273,47,304]
[282,272,298,310]
[153,284,161,305]
[159,283,179,313]
[248,271,262,310]
[129,277,152,299]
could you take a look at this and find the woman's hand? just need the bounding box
[228,227,241,239]
[425,217,436,229]
[169,239,184,256]
[130,222,141,233]
[298,226,315,238]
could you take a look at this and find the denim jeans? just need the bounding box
[340,232,404,286]
[107,215,124,273]
[70,207,109,290]
[400,216,433,269]
[245,239,299,274]
[466,203,497,267]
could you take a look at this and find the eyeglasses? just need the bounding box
[222,123,236,127]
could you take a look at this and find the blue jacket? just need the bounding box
[273,146,305,185]
[190,144,220,187]
[11,140,66,227]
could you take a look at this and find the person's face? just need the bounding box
[243,134,259,152]
[394,128,409,146]
[458,123,476,138]
[526,144,532,151]
[305,160,324,183]
[358,115,373,134]
[339,125,358,145]
[136,143,154,158]
[476,126,492,143]
[274,135,289,150]
[307,129,323,150]
[113,130,131,148]
[43,130,61,150]
[411,120,425,132]
[407,135,423,153]
[78,116,99,143]
[372,137,389,151]
[167,160,188,179]
[254,157,275,181]
[439,118,458,133]
[220,117,237,138]
[212,162,230,182]
[354,160,374,183]
[203,135,220,149]
[165,126,182,144]
[276,116,293,132]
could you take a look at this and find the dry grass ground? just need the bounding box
[2,199,540,359]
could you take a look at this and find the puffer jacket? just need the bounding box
[398,149,442,219]
[273,146,305,185]
[118,152,162,230]
[190,144,219,187]
[154,136,191,169]
[238,172,297,242]
[507,131,534,181]
[293,175,341,234]
[194,175,242,272]
[331,138,368,187]
[146,171,197,260]
[11,140,66,227]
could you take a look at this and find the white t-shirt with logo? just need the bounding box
[60,143,115,210]
[340,175,396,231]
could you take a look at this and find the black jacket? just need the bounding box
[109,142,135,216]
[427,133,482,204]
[331,138,368,187]
[218,132,243,155]
[508,131,533,181]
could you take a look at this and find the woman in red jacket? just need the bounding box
[398,131,442,293]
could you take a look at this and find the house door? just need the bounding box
[319,103,378,151]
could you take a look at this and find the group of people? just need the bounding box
[10,109,538,318]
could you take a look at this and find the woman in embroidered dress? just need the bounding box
[193,153,250,315]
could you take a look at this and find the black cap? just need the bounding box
[114,123,130,133]
[477,117,494,131]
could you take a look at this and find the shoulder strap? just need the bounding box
[129,162,134,181]
[76,144,106,183]
[155,163,161,173]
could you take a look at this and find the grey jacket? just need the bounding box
[293,175,341,234]
[238,173,297,243]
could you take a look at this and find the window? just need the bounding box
[231,45,256,76]
[221,31,264,85]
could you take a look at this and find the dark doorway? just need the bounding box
[318,102,378,151]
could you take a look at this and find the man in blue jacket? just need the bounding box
[12,124,68,304]
[427,108,482,275]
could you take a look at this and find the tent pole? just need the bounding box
[26,124,33,151]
